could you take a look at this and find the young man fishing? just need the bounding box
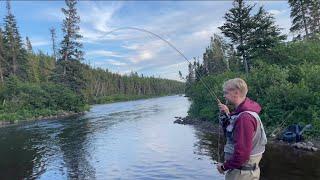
[216,78,267,180]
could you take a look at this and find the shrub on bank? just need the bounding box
[0,77,88,121]
[187,62,320,137]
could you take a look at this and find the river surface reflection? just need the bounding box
[1,95,319,180]
[0,95,223,179]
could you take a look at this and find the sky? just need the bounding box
[0,1,292,81]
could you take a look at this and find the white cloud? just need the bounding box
[37,1,291,80]
[93,59,127,67]
[79,1,123,33]
[28,38,50,47]
[86,50,124,58]
[33,40,49,47]
[129,50,154,63]
[139,51,153,60]
[108,59,127,66]
[122,43,139,50]
[268,9,287,16]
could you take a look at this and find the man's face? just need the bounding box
[223,88,237,104]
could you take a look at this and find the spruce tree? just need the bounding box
[0,28,5,83]
[59,0,84,62]
[52,0,87,95]
[226,45,241,72]
[211,34,228,73]
[308,0,320,36]
[219,0,254,74]
[3,0,28,80]
[50,27,57,61]
[4,0,21,76]
[288,0,310,37]
[26,36,33,53]
[203,34,229,74]
[248,7,286,58]
[194,58,207,82]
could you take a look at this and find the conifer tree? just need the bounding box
[248,7,286,58]
[203,35,229,74]
[0,28,5,83]
[59,0,84,62]
[194,58,207,82]
[50,27,57,61]
[4,0,22,76]
[226,45,241,72]
[308,0,320,36]
[52,0,87,94]
[289,0,310,37]
[3,0,28,79]
[219,0,254,74]
[26,36,33,53]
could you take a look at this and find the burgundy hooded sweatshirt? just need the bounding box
[223,97,262,170]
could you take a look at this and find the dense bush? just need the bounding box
[254,39,320,66]
[187,40,320,137]
[0,76,88,121]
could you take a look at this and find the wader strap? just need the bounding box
[236,163,257,171]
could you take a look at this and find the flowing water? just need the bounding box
[0,95,319,180]
[0,95,223,180]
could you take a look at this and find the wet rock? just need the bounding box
[293,143,304,149]
[311,147,318,151]
[292,142,318,152]
[306,146,313,151]
[307,141,314,147]
[174,119,184,124]
[174,117,186,124]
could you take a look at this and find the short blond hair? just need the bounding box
[223,78,248,97]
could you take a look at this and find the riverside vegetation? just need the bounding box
[0,0,184,122]
[182,0,320,140]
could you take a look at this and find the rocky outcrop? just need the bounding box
[291,141,318,152]
[173,116,220,134]
[173,116,185,124]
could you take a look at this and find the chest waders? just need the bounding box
[224,111,267,170]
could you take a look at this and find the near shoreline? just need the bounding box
[0,111,85,128]
[174,116,320,151]
[0,94,180,128]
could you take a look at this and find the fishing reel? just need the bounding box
[218,112,230,126]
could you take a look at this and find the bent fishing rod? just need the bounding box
[103,27,224,163]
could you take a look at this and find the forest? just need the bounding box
[0,0,184,121]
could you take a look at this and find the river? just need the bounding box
[0,95,319,180]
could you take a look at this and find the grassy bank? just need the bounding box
[91,94,174,104]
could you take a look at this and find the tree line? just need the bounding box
[0,0,184,121]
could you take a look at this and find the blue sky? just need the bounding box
[0,1,292,81]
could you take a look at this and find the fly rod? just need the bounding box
[104,27,224,163]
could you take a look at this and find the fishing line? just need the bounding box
[103,27,223,163]
[104,27,220,102]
